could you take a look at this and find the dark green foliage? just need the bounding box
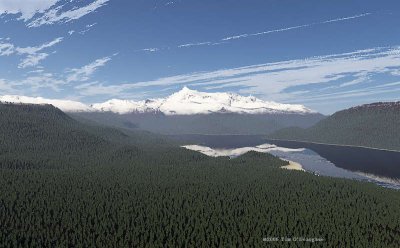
[269,102,400,151]
[1,158,400,247]
[0,103,172,169]
[0,103,399,247]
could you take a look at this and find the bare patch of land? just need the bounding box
[281,160,305,171]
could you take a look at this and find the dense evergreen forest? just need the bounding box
[0,103,400,247]
[269,102,400,151]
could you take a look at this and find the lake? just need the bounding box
[170,134,400,190]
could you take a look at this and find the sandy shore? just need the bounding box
[281,160,305,171]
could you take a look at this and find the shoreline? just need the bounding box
[281,160,305,171]
[174,135,400,153]
[355,172,400,187]
[182,144,307,172]
[266,138,400,153]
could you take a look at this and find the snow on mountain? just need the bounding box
[91,87,314,115]
[160,87,313,115]
[91,98,164,114]
[0,87,315,115]
[91,99,145,114]
[0,95,92,112]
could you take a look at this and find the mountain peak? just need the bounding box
[179,86,195,93]
[171,87,200,99]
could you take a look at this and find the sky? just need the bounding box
[0,0,400,114]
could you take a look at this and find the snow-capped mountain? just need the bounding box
[0,88,324,135]
[91,87,314,115]
[0,87,315,115]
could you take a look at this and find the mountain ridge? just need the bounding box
[0,87,315,115]
[269,101,400,151]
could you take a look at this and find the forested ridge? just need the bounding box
[0,103,399,247]
[269,102,400,151]
[0,103,175,169]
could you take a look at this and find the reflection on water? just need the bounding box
[265,139,400,180]
[175,135,400,190]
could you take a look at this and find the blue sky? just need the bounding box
[0,0,400,114]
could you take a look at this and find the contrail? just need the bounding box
[140,13,372,52]
[222,13,372,41]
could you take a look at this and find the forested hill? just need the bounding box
[0,103,110,168]
[269,102,400,151]
[0,102,175,169]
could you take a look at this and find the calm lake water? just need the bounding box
[170,134,400,190]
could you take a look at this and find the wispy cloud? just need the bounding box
[18,53,49,68]
[0,0,110,27]
[66,56,112,82]
[78,23,97,35]
[15,37,63,54]
[0,42,14,56]
[141,48,159,52]
[28,0,110,27]
[75,46,400,108]
[0,78,15,93]
[153,0,182,10]
[66,22,97,36]
[0,54,114,95]
[0,0,58,21]
[165,1,176,6]
[5,72,65,92]
[0,37,63,68]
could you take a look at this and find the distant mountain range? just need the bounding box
[269,102,400,151]
[1,88,324,135]
[91,87,315,115]
[0,87,314,115]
